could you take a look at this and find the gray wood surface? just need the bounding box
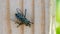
[0,0,51,34]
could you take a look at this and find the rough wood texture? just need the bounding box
[0,0,51,34]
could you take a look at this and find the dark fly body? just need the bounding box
[15,8,32,27]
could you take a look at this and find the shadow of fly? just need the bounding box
[14,8,33,27]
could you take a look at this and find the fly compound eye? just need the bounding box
[15,14,17,16]
[15,14,19,18]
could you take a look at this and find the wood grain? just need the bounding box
[45,0,50,34]
[41,0,45,34]
[6,0,12,34]
[31,0,34,34]
[0,0,51,34]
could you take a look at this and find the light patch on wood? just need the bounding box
[34,0,42,34]
[49,0,56,34]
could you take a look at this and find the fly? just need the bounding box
[14,8,33,27]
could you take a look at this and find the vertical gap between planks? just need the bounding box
[19,0,24,34]
[31,0,34,34]
[6,0,12,34]
[48,0,50,34]
[41,0,45,34]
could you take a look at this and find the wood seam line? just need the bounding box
[41,0,45,34]
[19,0,24,34]
[49,0,52,33]
[48,0,50,33]
[6,0,12,34]
[31,0,34,34]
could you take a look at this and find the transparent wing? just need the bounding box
[16,8,23,14]
[16,8,21,13]
[16,8,27,18]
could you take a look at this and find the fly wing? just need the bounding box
[16,8,23,16]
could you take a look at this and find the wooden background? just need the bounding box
[0,0,56,34]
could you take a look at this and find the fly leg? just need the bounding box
[17,23,23,27]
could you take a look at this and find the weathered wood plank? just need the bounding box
[0,0,51,34]
[9,0,21,34]
[45,0,50,34]
[34,0,42,34]
[23,0,34,34]
[0,0,6,34]
[41,0,45,34]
